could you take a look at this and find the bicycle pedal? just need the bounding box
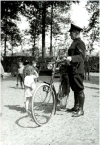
[60,107,67,112]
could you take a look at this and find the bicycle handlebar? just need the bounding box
[55,59,67,65]
[49,58,67,65]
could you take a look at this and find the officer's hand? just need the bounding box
[66,56,72,65]
[63,57,67,60]
[66,56,72,62]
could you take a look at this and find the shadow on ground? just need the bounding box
[5,105,26,113]
[5,105,39,128]
[15,115,38,128]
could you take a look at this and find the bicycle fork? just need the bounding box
[51,85,58,115]
[44,82,58,115]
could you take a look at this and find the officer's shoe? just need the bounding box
[67,107,75,112]
[72,109,84,117]
[67,106,79,113]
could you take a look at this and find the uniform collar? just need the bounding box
[73,37,81,42]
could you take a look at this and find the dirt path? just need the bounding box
[0,73,99,145]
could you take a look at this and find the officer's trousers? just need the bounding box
[68,73,85,110]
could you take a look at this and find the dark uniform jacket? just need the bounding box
[68,38,86,74]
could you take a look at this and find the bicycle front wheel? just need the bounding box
[31,83,55,126]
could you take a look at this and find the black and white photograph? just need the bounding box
[0,0,99,145]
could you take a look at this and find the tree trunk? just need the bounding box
[34,32,35,47]
[11,43,13,56]
[50,3,53,56]
[11,34,14,56]
[4,36,7,56]
[4,7,7,56]
[42,3,46,58]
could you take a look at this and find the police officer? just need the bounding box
[66,23,86,117]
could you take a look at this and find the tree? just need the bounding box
[1,1,22,56]
[84,1,99,54]
[8,23,21,55]
[1,1,80,57]
[21,1,72,58]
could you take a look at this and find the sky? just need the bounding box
[70,1,89,28]
[17,15,30,31]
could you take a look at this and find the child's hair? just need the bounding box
[32,60,36,66]
[32,60,36,63]
[24,65,34,77]
[26,68,33,76]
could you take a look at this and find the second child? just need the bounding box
[17,61,24,89]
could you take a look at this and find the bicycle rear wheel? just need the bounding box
[31,83,55,126]
[58,75,70,108]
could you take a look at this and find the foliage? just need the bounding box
[83,1,99,54]
[1,1,21,20]
[84,1,99,42]
[21,1,72,45]
[2,1,98,57]
[1,1,22,55]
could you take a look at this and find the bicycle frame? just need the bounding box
[31,59,68,126]
[44,60,67,114]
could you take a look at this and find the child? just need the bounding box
[24,63,38,113]
[0,56,4,81]
[16,61,24,89]
[32,60,39,82]
[84,55,91,80]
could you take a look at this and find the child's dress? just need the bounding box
[24,75,37,98]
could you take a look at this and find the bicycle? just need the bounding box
[31,59,70,126]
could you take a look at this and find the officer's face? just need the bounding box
[70,31,76,40]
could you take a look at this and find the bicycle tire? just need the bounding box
[60,75,70,96]
[31,83,56,126]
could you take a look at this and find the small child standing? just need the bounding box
[24,64,38,113]
[32,60,39,82]
[84,55,91,80]
[16,61,24,89]
[0,55,4,81]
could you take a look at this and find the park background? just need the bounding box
[1,1,99,58]
[0,1,100,145]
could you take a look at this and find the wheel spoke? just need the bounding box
[31,84,55,126]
